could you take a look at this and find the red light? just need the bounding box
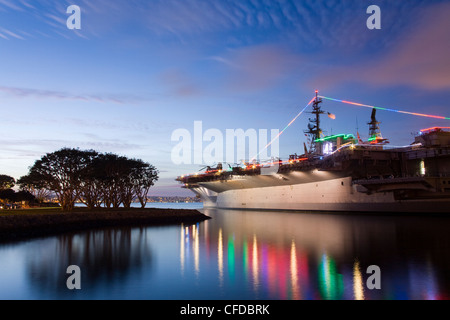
[315,90,318,93]
[420,127,450,132]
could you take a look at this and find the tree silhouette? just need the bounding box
[131,161,159,208]
[25,148,97,211]
[0,174,15,191]
[17,171,51,203]
[20,148,159,211]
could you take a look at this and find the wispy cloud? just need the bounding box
[0,0,92,39]
[142,0,242,36]
[0,138,146,161]
[364,2,450,90]
[0,0,350,45]
[0,0,25,11]
[313,2,450,91]
[0,0,438,49]
[0,27,25,39]
[0,86,149,104]
[159,69,202,97]
[212,44,304,92]
[207,56,238,68]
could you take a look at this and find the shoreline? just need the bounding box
[0,207,210,243]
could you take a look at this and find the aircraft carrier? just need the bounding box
[177,92,450,213]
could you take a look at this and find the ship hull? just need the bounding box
[191,176,450,214]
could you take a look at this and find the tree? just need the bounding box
[77,151,104,210]
[0,189,16,202]
[96,153,126,209]
[22,148,159,211]
[26,148,97,211]
[0,175,15,191]
[102,156,139,209]
[17,172,51,203]
[90,154,159,209]
[15,190,36,206]
[131,161,159,208]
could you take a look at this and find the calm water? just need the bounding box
[0,203,449,300]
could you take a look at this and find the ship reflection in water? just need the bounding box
[180,209,449,300]
[0,209,448,300]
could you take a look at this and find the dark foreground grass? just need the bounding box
[0,207,210,242]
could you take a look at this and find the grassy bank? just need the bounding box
[0,207,210,242]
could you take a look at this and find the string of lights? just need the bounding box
[253,93,450,162]
[251,96,316,161]
[319,95,450,120]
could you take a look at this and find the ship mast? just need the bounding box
[368,109,382,140]
[304,90,325,154]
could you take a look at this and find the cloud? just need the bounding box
[364,2,450,90]
[0,86,148,104]
[0,28,25,39]
[0,0,96,39]
[142,0,244,36]
[159,69,202,97]
[0,0,24,11]
[0,138,147,175]
[213,44,304,92]
[313,2,450,91]
[0,136,149,179]
[0,138,143,151]
[208,56,238,68]
[0,0,439,49]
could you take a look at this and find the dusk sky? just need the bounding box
[1,0,449,196]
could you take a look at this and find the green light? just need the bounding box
[243,240,248,281]
[315,134,355,143]
[228,235,235,281]
[318,254,344,300]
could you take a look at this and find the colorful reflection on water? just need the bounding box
[0,208,449,300]
[178,209,450,300]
